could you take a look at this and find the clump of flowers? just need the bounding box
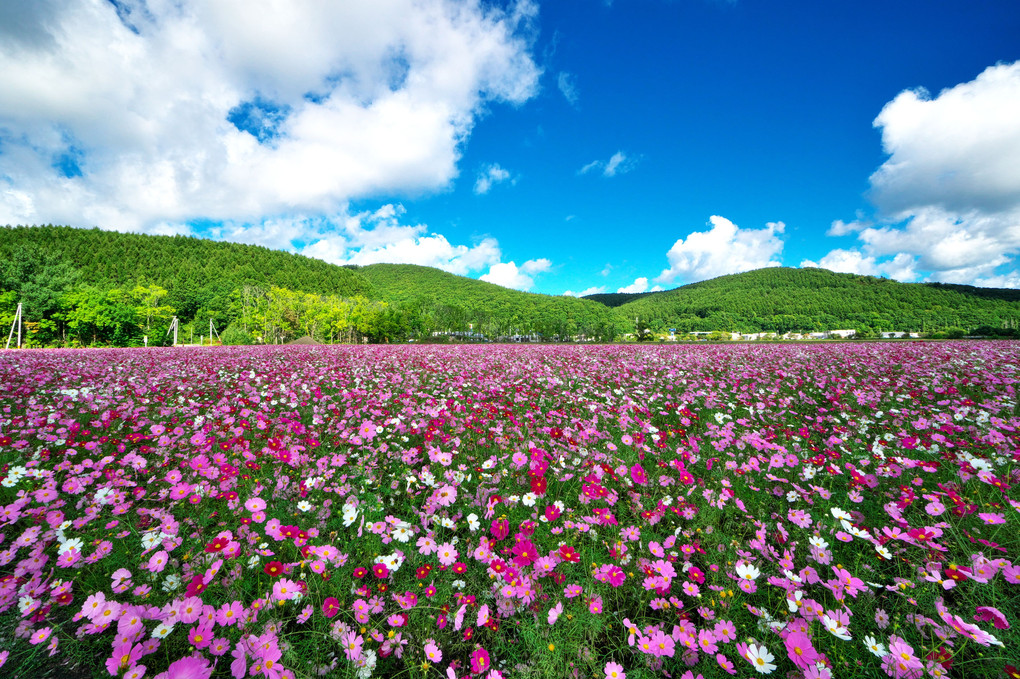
[0,342,1017,678]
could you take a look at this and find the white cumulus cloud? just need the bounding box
[0,0,541,233]
[259,204,501,276]
[480,258,551,291]
[656,216,785,285]
[802,249,919,282]
[617,277,649,294]
[827,61,1020,287]
[563,285,606,297]
[870,61,1020,217]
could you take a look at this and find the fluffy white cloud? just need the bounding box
[520,258,552,275]
[870,61,1020,217]
[557,71,579,106]
[656,216,785,284]
[563,285,606,297]
[617,277,649,294]
[474,163,513,195]
[800,249,879,276]
[826,61,1020,287]
[579,151,637,178]
[802,249,920,282]
[480,258,550,291]
[0,0,540,232]
[298,204,502,275]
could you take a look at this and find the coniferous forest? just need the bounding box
[1,224,1018,347]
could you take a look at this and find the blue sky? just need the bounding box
[1,1,1019,294]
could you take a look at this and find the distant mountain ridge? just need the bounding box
[2,225,1018,344]
[589,267,1020,335]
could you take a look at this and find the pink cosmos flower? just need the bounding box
[230,641,247,679]
[511,539,537,567]
[974,606,1010,630]
[978,512,1006,525]
[470,647,491,674]
[604,661,626,679]
[216,601,244,627]
[649,629,675,657]
[436,543,458,566]
[321,597,340,619]
[416,535,438,555]
[29,627,52,645]
[159,655,213,679]
[630,463,648,486]
[184,575,206,598]
[188,623,213,649]
[343,631,364,661]
[147,550,168,573]
[783,631,818,669]
[424,640,442,664]
[57,548,81,568]
[352,599,370,624]
[169,483,192,500]
[697,629,718,655]
[358,421,377,440]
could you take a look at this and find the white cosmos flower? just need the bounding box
[18,596,37,615]
[152,622,175,639]
[58,538,83,555]
[746,644,776,674]
[863,635,887,658]
[809,536,829,549]
[392,525,413,543]
[521,493,537,507]
[822,615,852,640]
[342,504,359,527]
[735,562,761,581]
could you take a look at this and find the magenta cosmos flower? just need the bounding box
[470,647,491,674]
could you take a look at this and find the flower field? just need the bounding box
[1,342,1018,679]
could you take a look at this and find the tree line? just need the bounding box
[2,226,1018,347]
[0,227,617,346]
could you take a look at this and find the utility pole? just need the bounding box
[5,303,22,349]
[165,316,179,346]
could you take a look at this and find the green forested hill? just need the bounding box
[3,226,1018,346]
[0,225,373,320]
[584,292,653,307]
[353,263,619,339]
[0,225,616,345]
[606,267,1020,335]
